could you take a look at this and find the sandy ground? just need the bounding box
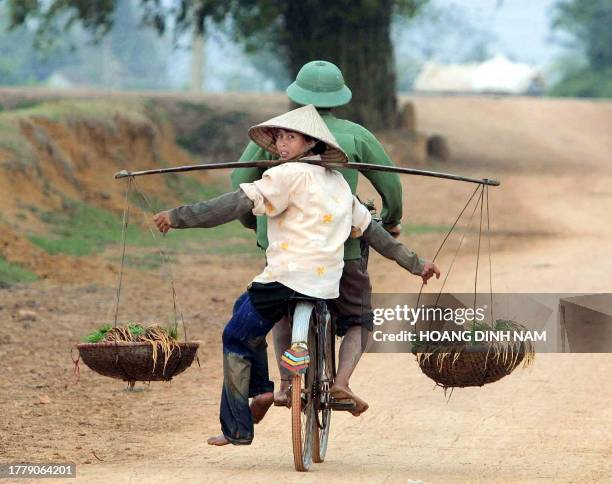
[1,96,611,483]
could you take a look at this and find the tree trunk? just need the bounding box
[191,29,205,92]
[283,0,398,130]
[101,37,114,88]
[191,3,209,93]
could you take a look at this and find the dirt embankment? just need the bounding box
[0,92,296,284]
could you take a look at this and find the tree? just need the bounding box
[104,0,170,89]
[0,3,84,86]
[6,0,227,91]
[550,0,612,97]
[3,0,171,90]
[553,0,612,71]
[7,0,428,128]
[227,0,427,128]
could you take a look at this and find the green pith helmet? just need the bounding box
[286,60,352,108]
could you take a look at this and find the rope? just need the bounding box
[430,186,483,319]
[473,187,485,313]
[113,176,132,327]
[113,176,134,383]
[414,184,498,391]
[430,185,481,264]
[486,185,494,324]
[131,177,186,342]
[472,187,492,377]
[416,184,480,310]
[414,185,484,343]
[427,186,483,310]
[71,346,80,382]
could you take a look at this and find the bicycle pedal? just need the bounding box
[330,398,357,411]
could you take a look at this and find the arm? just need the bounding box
[156,165,292,237]
[155,189,254,231]
[230,141,271,230]
[356,132,403,230]
[362,221,440,284]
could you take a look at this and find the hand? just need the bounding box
[153,211,172,234]
[420,262,440,285]
[385,224,402,238]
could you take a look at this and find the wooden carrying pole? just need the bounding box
[114,160,500,187]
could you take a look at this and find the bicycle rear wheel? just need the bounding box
[291,325,317,472]
[313,303,334,463]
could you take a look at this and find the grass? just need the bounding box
[206,241,260,256]
[172,101,249,157]
[9,98,148,123]
[548,67,612,99]
[164,173,226,203]
[28,198,152,256]
[404,223,452,235]
[112,254,169,271]
[25,189,442,261]
[0,98,149,140]
[13,99,45,111]
[142,99,171,128]
[0,117,37,169]
[0,256,38,284]
[27,190,257,260]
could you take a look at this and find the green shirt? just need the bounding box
[231,109,403,260]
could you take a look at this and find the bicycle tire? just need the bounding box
[291,319,317,472]
[313,302,334,463]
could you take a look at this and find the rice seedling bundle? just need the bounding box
[412,319,535,389]
[76,323,198,386]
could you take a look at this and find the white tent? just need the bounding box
[413,55,545,95]
[46,72,75,89]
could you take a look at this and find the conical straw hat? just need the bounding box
[248,104,347,163]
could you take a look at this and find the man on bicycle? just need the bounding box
[154,105,439,446]
[231,60,405,415]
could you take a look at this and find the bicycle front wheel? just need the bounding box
[313,304,334,463]
[291,328,317,472]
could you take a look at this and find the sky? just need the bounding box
[434,0,561,65]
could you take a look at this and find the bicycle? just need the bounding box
[287,298,356,472]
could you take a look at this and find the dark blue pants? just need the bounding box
[220,292,276,445]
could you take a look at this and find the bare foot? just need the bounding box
[274,381,290,407]
[207,434,230,446]
[330,384,369,416]
[250,392,274,424]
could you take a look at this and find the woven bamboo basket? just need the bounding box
[414,343,528,388]
[411,317,535,389]
[76,341,199,383]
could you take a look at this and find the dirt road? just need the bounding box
[1,96,611,483]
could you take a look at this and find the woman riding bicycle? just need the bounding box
[153,105,439,446]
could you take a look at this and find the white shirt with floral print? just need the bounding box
[240,160,372,299]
